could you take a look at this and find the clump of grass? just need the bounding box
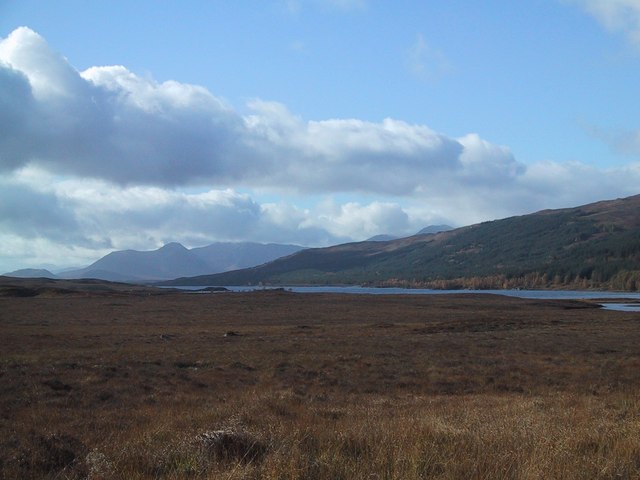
[85,450,116,479]
[198,427,268,464]
[7,431,88,479]
[233,391,640,479]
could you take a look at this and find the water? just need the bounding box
[600,303,640,312]
[170,285,640,311]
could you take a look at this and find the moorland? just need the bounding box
[1,277,640,479]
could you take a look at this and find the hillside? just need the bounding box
[163,195,640,290]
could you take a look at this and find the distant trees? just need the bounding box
[377,270,640,291]
[609,270,640,291]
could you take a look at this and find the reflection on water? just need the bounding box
[600,303,640,312]
[173,284,640,306]
[170,285,640,312]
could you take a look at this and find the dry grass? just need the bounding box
[1,283,640,478]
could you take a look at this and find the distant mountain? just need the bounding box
[162,195,640,291]
[191,242,303,272]
[60,268,147,283]
[3,268,58,279]
[58,242,305,282]
[59,242,207,282]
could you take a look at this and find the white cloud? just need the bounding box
[407,33,452,82]
[0,234,110,272]
[567,0,640,45]
[0,26,83,99]
[0,28,250,186]
[244,100,466,194]
[0,27,471,194]
[457,134,525,185]
[313,200,413,239]
[0,28,507,196]
[520,160,640,203]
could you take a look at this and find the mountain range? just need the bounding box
[5,228,452,282]
[5,242,305,282]
[162,195,640,291]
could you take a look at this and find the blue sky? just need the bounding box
[1,0,640,272]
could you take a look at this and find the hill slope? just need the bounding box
[164,195,640,290]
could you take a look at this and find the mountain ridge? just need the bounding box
[53,242,305,282]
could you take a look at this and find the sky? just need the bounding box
[1,0,640,272]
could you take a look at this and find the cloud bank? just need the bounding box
[1,26,639,271]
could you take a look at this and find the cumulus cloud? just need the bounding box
[245,100,467,194]
[0,27,521,196]
[567,0,640,45]
[48,179,338,250]
[0,28,252,186]
[457,134,525,185]
[308,199,412,239]
[520,160,640,203]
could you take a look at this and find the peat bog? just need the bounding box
[1,279,640,478]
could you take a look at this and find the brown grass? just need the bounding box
[1,283,640,478]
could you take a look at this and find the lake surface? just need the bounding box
[172,285,640,311]
[600,303,640,312]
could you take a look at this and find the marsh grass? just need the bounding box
[1,289,640,478]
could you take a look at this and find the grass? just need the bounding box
[1,283,640,478]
